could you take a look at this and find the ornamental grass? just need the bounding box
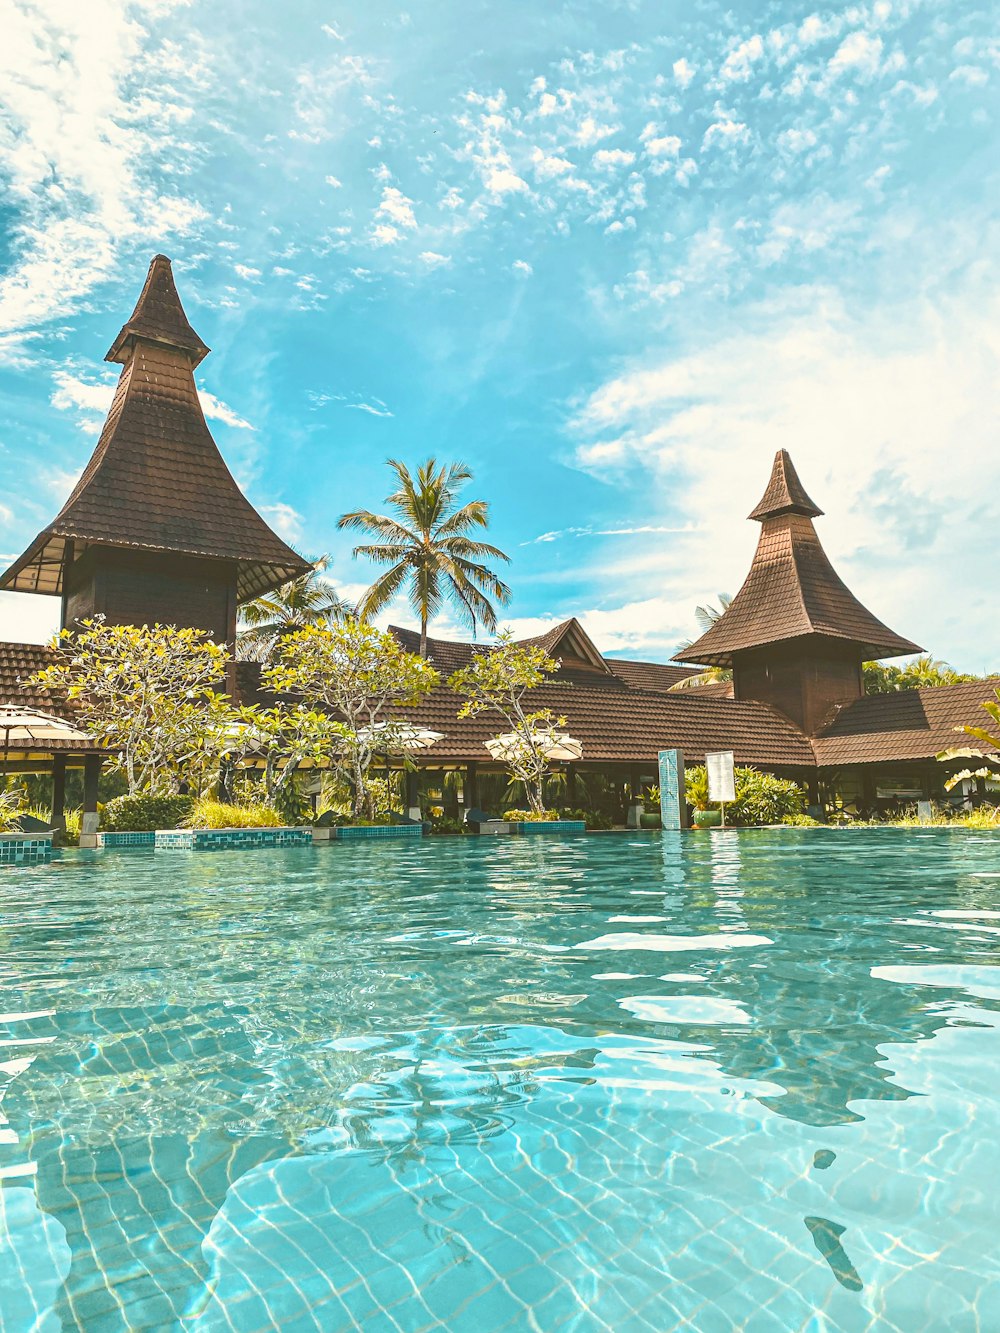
[182,799,283,829]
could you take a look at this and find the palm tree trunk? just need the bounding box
[420,612,428,659]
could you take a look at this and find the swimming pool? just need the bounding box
[1,829,998,1331]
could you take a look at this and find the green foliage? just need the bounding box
[450,633,566,816]
[428,815,466,835]
[102,794,196,832]
[182,799,283,829]
[29,618,233,797]
[339,457,511,655]
[0,788,23,832]
[264,618,438,819]
[684,766,711,811]
[561,807,612,829]
[863,656,983,693]
[502,808,558,822]
[62,809,82,846]
[643,785,660,813]
[781,812,822,827]
[237,555,350,662]
[685,765,807,825]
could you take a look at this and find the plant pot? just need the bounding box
[639,813,661,829]
[692,809,722,828]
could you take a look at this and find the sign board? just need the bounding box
[706,750,736,804]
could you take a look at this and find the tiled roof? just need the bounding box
[748,449,823,520]
[0,643,103,755]
[606,658,698,692]
[813,680,1000,767]
[0,257,310,603]
[676,452,921,667]
[106,254,209,367]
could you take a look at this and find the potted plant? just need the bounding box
[640,786,661,829]
[685,766,721,828]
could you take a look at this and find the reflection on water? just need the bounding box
[0,828,998,1331]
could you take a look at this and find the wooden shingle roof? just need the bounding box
[675,451,922,667]
[812,679,1000,767]
[0,256,310,603]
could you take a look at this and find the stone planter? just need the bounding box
[639,813,662,829]
[509,820,586,835]
[332,824,424,841]
[155,827,313,851]
[692,809,722,828]
[0,832,53,867]
[473,820,511,836]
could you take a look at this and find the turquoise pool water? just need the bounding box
[1,829,999,1332]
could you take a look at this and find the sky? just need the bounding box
[0,0,997,668]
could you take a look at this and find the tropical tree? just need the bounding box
[339,458,512,656]
[863,656,982,694]
[671,593,734,690]
[29,619,235,796]
[449,632,565,817]
[938,684,1000,795]
[237,555,350,662]
[263,618,439,819]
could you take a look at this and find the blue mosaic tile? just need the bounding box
[154,828,313,852]
[0,834,53,866]
[96,832,156,848]
[511,821,586,835]
[333,824,424,840]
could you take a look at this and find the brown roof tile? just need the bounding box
[812,679,1000,767]
[676,452,921,667]
[0,257,310,603]
[0,642,104,755]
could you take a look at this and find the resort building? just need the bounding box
[0,255,996,823]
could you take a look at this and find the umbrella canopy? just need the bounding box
[359,722,444,753]
[0,707,93,747]
[484,731,583,762]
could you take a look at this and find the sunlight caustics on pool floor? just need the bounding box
[1,829,998,1331]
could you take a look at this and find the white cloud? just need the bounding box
[777,127,818,153]
[325,174,343,187]
[569,281,1000,666]
[259,502,304,542]
[485,167,529,196]
[950,65,988,87]
[371,223,401,246]
[233,264,261,280]
[0,592,59,646]
[418,250,451,268]
[575,116,619,147]
[828,31,884,80]
[701,117,751,152]
[376,186,417,229]
[719,35,765,83]
[531,148,574,179]
[673,58,694,89]
[348,400,393,417]
[593,148,636,169]
[512,259,533,276]
[0,0,207,353]
[50,370,253,431]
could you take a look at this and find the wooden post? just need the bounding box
[627,763,643,828]
[406,770,420,822]
[51,757,67,839]
[466,761,479,812]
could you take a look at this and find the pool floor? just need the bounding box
[1,828,998,1330]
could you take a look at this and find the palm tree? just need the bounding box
[671,594,734,690]
[339,458,512,656]
[237,555,350,661]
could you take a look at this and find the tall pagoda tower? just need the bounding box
[674,450,921,734]
[1,256,309,644]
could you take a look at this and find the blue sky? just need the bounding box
[0,0,996,667]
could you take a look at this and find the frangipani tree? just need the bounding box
[938,684,1000,794]
[449,632,565,816]
[29,619,235,797]
[263,619,439,819]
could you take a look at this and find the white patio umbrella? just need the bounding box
[484,731,583,762]
[0,707,94,769]
[359,722,444,753]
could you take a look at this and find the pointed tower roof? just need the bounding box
[674,450,922,667]
[106,253,210,367]
[0,255,310,602]
[747,448,823,520]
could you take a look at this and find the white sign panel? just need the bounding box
[706,750,736,804]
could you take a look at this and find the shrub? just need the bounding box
[502,808,558,822]
[102,794,195,832]
[561,807,613,830]
[685,765,807,826]
[643,785,660,814]
[182,799,283,829]
[428,815,466,835]
[781,812,822,827]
